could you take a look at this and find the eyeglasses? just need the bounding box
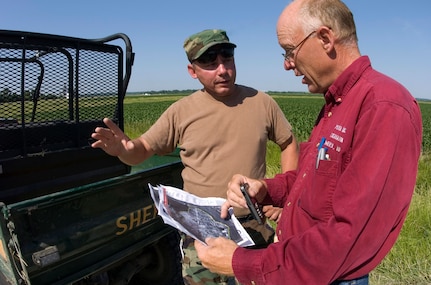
[194,47,235,65]
[282,31,316,62]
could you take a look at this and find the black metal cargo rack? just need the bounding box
[0,30,134,203]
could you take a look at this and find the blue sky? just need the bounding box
[2,1,431,99]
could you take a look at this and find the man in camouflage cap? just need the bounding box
[92,28,299,285]
[179,29,298,285]
[184,29,237,63]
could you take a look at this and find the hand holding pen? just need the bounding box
[221,175,267,219]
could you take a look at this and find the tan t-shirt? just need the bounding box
[142,85,292,203]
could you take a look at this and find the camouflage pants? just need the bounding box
[181,234,238,285]
[181,216,274,285]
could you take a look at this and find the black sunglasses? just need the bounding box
[194,47,235,64]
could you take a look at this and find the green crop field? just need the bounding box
[123,93,431,284]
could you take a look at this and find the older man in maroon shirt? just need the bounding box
[194,0,423,284]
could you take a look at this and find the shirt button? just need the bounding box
[328,112,332,117]
[251,281,256,285]
[287,202,291,207]
[302,172,307,178]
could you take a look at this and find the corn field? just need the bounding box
[123,92,431,284]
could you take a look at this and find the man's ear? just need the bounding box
[317,26,335,52]
[187,63,198,79]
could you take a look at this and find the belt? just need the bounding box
[330,274,369,285]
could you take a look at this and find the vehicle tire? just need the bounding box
[129,230,183,285]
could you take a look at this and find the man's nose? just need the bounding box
[216,56,228,73]
[284,60,295,71]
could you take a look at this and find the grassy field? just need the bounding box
[123,93,431,284]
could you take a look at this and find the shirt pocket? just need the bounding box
[300,157,339,222]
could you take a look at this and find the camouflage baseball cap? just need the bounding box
[183,29,236,62]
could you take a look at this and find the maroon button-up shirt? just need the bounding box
[232,56,423,285]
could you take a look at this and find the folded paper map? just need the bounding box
[148,184,255,247]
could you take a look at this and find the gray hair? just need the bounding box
[297,0,358,45]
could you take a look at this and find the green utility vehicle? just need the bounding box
[0,30,184,285]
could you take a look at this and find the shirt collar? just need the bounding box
[325,56,372,104]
